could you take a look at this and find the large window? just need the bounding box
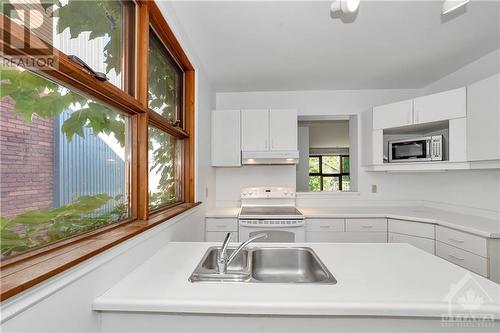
[0,65,130,257]
[0,0,195,299]
[309,155,350,192]
[147,28,187,211]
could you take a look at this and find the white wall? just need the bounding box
[297,126,309,192]
[422,48,500,95]
[300,120,350,149]
[215,75,500,214]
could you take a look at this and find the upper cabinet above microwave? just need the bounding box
[241,109,297,152]
[373,87,466,130]
[373,100,413,130]
[413,87,466,124]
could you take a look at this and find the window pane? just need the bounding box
[308,176,321,192]
[323,176,340,191]
[342,176,351,192]
[309,156,320,173]
[148,31,183,124]
[3,0,132,90]
[322,156,340,174]
[0,65,130,258]
[342,156,350,173]
[148,127,182,210]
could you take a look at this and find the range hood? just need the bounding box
[242,151,299,165]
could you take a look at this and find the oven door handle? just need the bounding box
[239,220,305,228]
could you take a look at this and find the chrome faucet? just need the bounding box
[217,232,267,274]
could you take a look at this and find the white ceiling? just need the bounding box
[170,1,500,92]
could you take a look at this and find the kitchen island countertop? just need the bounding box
[92,242,500,318]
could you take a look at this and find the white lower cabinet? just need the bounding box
[306,219,387,243]
[389,232,435,255]
[306,219,344,242]
[206,231,238,242]
[388,219,435,254]
[205,218,238,242]
[436,241,489,277]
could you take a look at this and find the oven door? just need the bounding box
[389,138,431,162]
[239,219,306,242]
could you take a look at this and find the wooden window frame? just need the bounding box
[0,0,197,301]
[309,155,350,191]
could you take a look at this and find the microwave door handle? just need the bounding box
[426,140,431,158]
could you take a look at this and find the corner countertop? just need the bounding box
[206,206,500,238]
[92,242,500,318]
[205,207,241,218]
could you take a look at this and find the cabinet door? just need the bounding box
[389,232,435,255]
[306,231,344,242]
[413,87,466,124]
[372,100,413,130]
[269,109,297,151]
[241,109,269,151]
[467,74,500,162]
[211,110,241,166]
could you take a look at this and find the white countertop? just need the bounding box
[206,206,500,238]
[205,207,241,218]
[93,242,500,318]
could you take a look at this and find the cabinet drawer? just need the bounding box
[436,226,487,257]
[328,232,387,243]
[346,218,387,232]
[306,219,344,232]
[388,219,435,239]
[306,231,344,242]
[206,218,238,232]
[389,232,435,255]
[206,231,238,242]
[436,242,488,277]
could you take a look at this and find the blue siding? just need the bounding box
[54,109,126,215]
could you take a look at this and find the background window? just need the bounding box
[308,155,350,192]
[0,65,130,257]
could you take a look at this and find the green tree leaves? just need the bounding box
[0,194,127,256]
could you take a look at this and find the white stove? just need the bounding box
[238,187,305,242]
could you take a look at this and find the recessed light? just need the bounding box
[330,0,361,14]
[442,0,470,15]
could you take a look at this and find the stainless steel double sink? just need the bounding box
[189,247,337,284]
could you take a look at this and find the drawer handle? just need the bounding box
[449,254,465,261]
[361,225,373,228]
[215,225,228,228]
[319,225,331,229]
[449,237,465,243]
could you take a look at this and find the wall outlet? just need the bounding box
[371,185,377,193]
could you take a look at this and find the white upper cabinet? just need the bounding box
[413,87,466,124]
[211,110,241,167]
[467,73,500,162]
[241,109,269,151]
[373,99,413,130]
[269,109,298,151]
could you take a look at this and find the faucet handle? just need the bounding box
[219,232,232,259]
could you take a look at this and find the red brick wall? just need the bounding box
[0,97,54,219]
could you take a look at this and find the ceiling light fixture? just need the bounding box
[330,0,360,14]
[442,0,470,15]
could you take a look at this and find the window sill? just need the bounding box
[0,202,200,302]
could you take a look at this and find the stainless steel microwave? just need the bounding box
[388,135,443,163]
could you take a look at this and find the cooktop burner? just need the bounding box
[239,206,303,218]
